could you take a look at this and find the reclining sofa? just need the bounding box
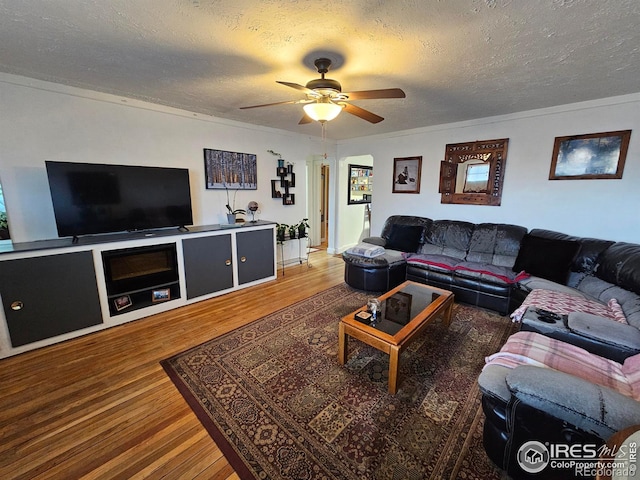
[343,215,640,479]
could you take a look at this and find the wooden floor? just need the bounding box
[0,252,345,479]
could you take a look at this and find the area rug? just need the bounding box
[161,284,515,480]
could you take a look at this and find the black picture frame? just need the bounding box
[204,148,257,190]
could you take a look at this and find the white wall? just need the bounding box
[336,94,640,249]
[0,74,328,243]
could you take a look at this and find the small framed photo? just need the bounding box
[114,295,132,311]
[392,156,422,193]
[152,288,171,303]
[549,130,631,180]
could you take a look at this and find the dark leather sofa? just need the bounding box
[343,215,527,314]
[344,214,640,479]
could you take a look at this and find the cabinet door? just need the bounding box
[0,251,102,347]
[183,234,234,299]
[236,229,275,285]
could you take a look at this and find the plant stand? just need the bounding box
[277,235,311,276]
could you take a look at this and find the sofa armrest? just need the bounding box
[568,312,640,351]
[362,236,386,247]
[506,365,640,438]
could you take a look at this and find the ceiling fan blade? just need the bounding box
[240,99,309,109]
[298,113,313,125]
[343,103,384,123]
[276,81,319,97]
[342,88,406,100]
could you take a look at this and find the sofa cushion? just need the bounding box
[466,223,527,268]
[404,254,528,285]
[596,242,640,296]
[529,228,615,275]
[420,220,474,259]
[385,223,424,253]
[575,276,640,329]
[380,215,432,245]
[567,312,640,350]
[513,234,580,284]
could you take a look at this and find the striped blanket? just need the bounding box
[346,243,385,258]
[510,288,616,323]
[484,331,640,400]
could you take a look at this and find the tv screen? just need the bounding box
[45,161,193,237]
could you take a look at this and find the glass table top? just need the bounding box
[353,282,446,336]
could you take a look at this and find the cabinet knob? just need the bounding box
[225,259,232,266]
[240,256,247,263]
[10,301,24,311]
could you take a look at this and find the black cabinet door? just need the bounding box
[183,234,234,299]
[236,229,275,285]
[0,251,102,347]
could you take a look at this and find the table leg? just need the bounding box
[443,298,454,327]
[388,345,400,394]
[338,322,347,365]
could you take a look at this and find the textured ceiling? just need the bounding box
[0,0,638,140]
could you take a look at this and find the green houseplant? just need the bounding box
[225,187,245,224]
[288,224,297,240]
[276,223,288,243]
[297,218,310,238]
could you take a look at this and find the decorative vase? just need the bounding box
[287,163,293,173]
[277,159,285,168]
[227,214,236,224]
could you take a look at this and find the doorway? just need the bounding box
[320,164,329,246]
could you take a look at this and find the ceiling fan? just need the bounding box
[240,58,405,124]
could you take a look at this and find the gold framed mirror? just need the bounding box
[439,138,509,206]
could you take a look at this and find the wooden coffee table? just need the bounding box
[338,281,454,394]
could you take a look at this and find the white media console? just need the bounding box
[0,222,276,358]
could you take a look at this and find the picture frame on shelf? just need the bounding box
[392,156,422,194]
[549,130,631,180]
[114,295,132,311]
[152,288,171,303]
[204,148,257,190]
[282,194,295,205]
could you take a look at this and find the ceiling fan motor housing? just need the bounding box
[305,77,342,93]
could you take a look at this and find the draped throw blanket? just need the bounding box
[484,331,640,400]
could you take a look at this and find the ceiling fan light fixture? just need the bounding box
[303,100,343,123]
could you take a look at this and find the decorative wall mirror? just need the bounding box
[348,164,372,205]
[439,138,509,206]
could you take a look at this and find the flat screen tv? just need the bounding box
[45,161,193,238]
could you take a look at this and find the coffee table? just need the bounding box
[338,280,454,394]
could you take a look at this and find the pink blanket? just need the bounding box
[484,331,634,398]
[510,288,616,322]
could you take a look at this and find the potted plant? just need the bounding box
[225,187,246,224]
[297,218,310,238]
[268,149,285,168]
[276,223,288,243]
[288,224,298,240]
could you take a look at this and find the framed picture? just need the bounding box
[114,295,132,311]
[549,130,631,180]
[282,194,295,205]
[204,148,257,189]
[152,288,171,303]
[392,156,422,193]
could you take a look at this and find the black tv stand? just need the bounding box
[72,235,79,244]
[178,226,190,232]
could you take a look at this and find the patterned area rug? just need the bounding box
[161,284,515,480]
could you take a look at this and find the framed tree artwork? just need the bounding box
[204,148,257,189]
[549,130,631,180]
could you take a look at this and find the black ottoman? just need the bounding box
[342,250,407,291]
